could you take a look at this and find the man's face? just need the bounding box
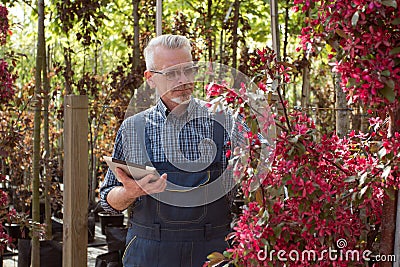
[145,46,195,110]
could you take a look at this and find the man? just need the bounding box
[100,34,237,266]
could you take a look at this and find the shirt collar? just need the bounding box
[156,96,196,119]
[156,98,170,118]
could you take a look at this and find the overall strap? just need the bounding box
[213,111,226,163]
[133,111,153,163]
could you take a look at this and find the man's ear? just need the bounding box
[144,70,156,88]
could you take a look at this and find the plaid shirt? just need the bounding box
[100,97,243,213]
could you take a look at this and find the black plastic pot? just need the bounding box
[4,223,29,249]
[91,201,105,222]
[88,212,96,243]
[17,239,62,267]
[98,212,124,235]
[51,215,96,243]
[105,226,127,252]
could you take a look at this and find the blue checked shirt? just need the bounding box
[100,97,245,213]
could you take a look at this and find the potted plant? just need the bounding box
[0,183,12,258]
[4,209,30,249]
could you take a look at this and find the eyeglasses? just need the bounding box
[150,65,198,81]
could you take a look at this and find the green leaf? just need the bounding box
[296,143,306,155]
[223,251,233,259]
[336,29,349,39]
[381,70,391,77]
[385,188,396,200]
[392,18,400,25]
[282,174,291,184]
[351,11,359,27]
[298,202,305,213]
[385,79,395,89]
[382,0,397,8]
[274,224,283,237]
[250,120,258,134]
[380,82,396,102]
[318,235,325,246]
[389,47,400,56]
[288,135,299,143]
[346,78,356,88]
[283,230,290,243]
[288,147,295,157]
[207,252,226,261]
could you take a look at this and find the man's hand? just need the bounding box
[106,168,167,211]
[115,167,167,197]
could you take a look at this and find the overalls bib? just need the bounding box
[123,111,232,267]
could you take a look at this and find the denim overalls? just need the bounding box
[122,111,232,267]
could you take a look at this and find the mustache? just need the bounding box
[170,84,193,92]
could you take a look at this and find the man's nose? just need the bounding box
[177,69,189,83]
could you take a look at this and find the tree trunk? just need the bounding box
[32,0,45,265]
[88,118,97,209]
[334,72,349,137]
[132,0,140,69]
[282,0,289,97]
[351,106,362,132]
[231,0,239,69]
[301,56,310,108]
[283,0,289,62]
[207,0,213,62]
[64,47,72,95]
[380,106,400,267]
[43,43,52,240]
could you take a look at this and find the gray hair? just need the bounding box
[144,34,192,70]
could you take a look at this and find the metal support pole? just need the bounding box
[270,0,280,60]
[394,191,400,267]
[156,0,162,36]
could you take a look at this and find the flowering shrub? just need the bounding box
[223,117,396,266]
[293,0,400,262]
[294,0,400,109]
[0,4,15,104]
[203,1,400,266]
[204,46,399,266]
[0,59,16,102]
[0,4,15,254]
[0,5,9,45]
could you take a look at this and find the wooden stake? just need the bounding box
[63,95,88,267]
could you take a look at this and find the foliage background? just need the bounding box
[0,0,398,265]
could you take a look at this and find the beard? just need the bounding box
[169,83,193,104]
[170,94,191,104]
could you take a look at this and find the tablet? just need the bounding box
[103,156,159,181]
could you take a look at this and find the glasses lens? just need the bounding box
[162,65,197,81]
[165,70,179,80]
[183,66,198,77]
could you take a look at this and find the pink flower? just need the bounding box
[205,82,225,98]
